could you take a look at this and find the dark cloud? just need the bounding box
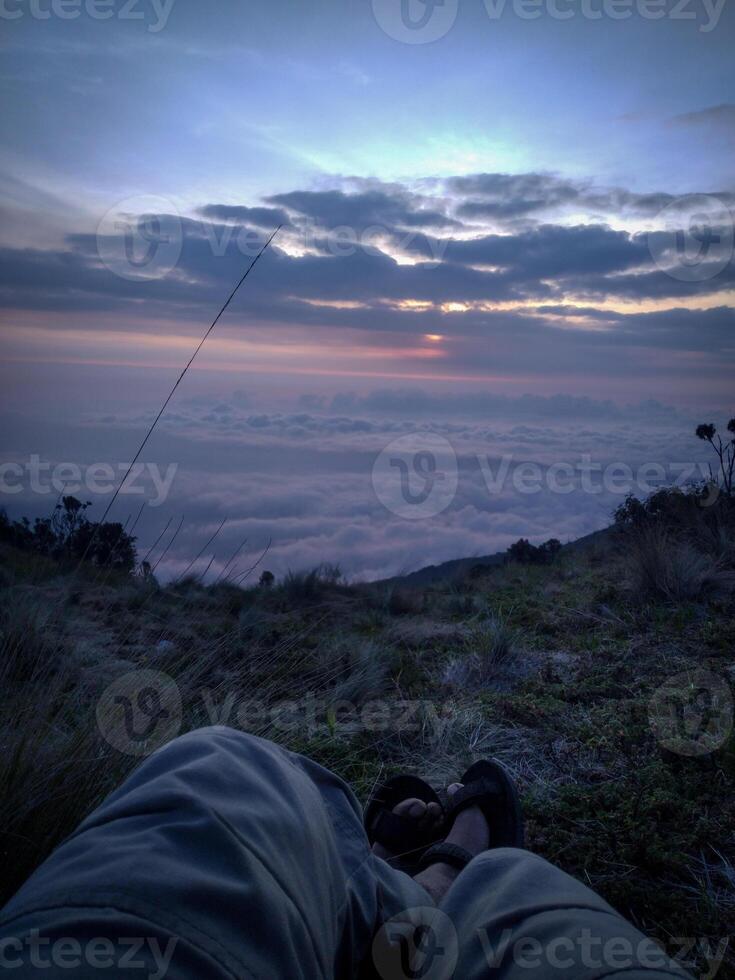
[431,224,650,277]
[265,188,460,230]
[446,171,735,221]
[0,174,732,392]
[447,172,582,221]
[670,104,735,131]
[0,215,714,317]
[197,204,292,229]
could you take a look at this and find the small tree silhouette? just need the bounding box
[696,418,735,495]
[72,519,136,570]
[0,496,136,572]
[507,537,562,565]
[507,538,537,563]
[50,496,92,558]
[539,538,562,563]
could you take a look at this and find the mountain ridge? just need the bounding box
[377,525,615,588]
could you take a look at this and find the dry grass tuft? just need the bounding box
[626,525,735,601]
[442,616,521,691]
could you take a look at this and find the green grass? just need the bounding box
[0,539,733,974]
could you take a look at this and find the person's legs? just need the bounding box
[374,780,690,980]
[0,726,429,979]
[440,849,690,980]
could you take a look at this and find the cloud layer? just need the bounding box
[0,389,716,582]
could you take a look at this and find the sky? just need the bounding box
[0,0,733,580]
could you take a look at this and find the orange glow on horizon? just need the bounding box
[1,353,526,385]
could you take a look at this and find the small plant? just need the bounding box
[328,640,390,705]
[626,524,732,601]
[280,563,344,602]
[613,470,735,591]
[696,417,735,496]
[387,587,424,615]
[506,537,562,565]
[442,616,520,690]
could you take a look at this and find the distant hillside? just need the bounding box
[379,525,615,589]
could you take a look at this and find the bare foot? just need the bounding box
[413,783,490,904]
[371,798,443,865]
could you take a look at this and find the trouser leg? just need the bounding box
[436,849,689,980]
[0,727,429,979]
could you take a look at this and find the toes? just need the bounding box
[372,797,435,859]
[447,782,464,798]
[425,801,442,821]
[393,797,427,819]
[418,800,443,832]
[393,797,443,832]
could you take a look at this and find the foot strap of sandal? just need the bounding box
[417,842,475,872]
[446,777,502,821]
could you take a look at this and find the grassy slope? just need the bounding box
[1,541,733,974]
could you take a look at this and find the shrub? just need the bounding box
[614,484,720,533]
[328,640,390,705]
[0,497,136,572]
[614,481,735,585]
[612,418,735,554]
[507,537,562,565]
[280,563,344,602]
[387,588,424,616]
[627,524,735,601]
[442,616,520,690]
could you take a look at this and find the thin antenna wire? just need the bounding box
[151,514,185,573]
[175,518,227,582]
[231,538,272,585]
[214,535,249,584]
[131,501,146,531]
[198,553,216,584]
[139,517,173,567]
[79,224,281,559]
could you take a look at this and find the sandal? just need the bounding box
[365,774,445,872]
[417,759,524,872]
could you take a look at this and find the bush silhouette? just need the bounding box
[506,537,561,565]
[696,416,735,496]
[0,496,136,572]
